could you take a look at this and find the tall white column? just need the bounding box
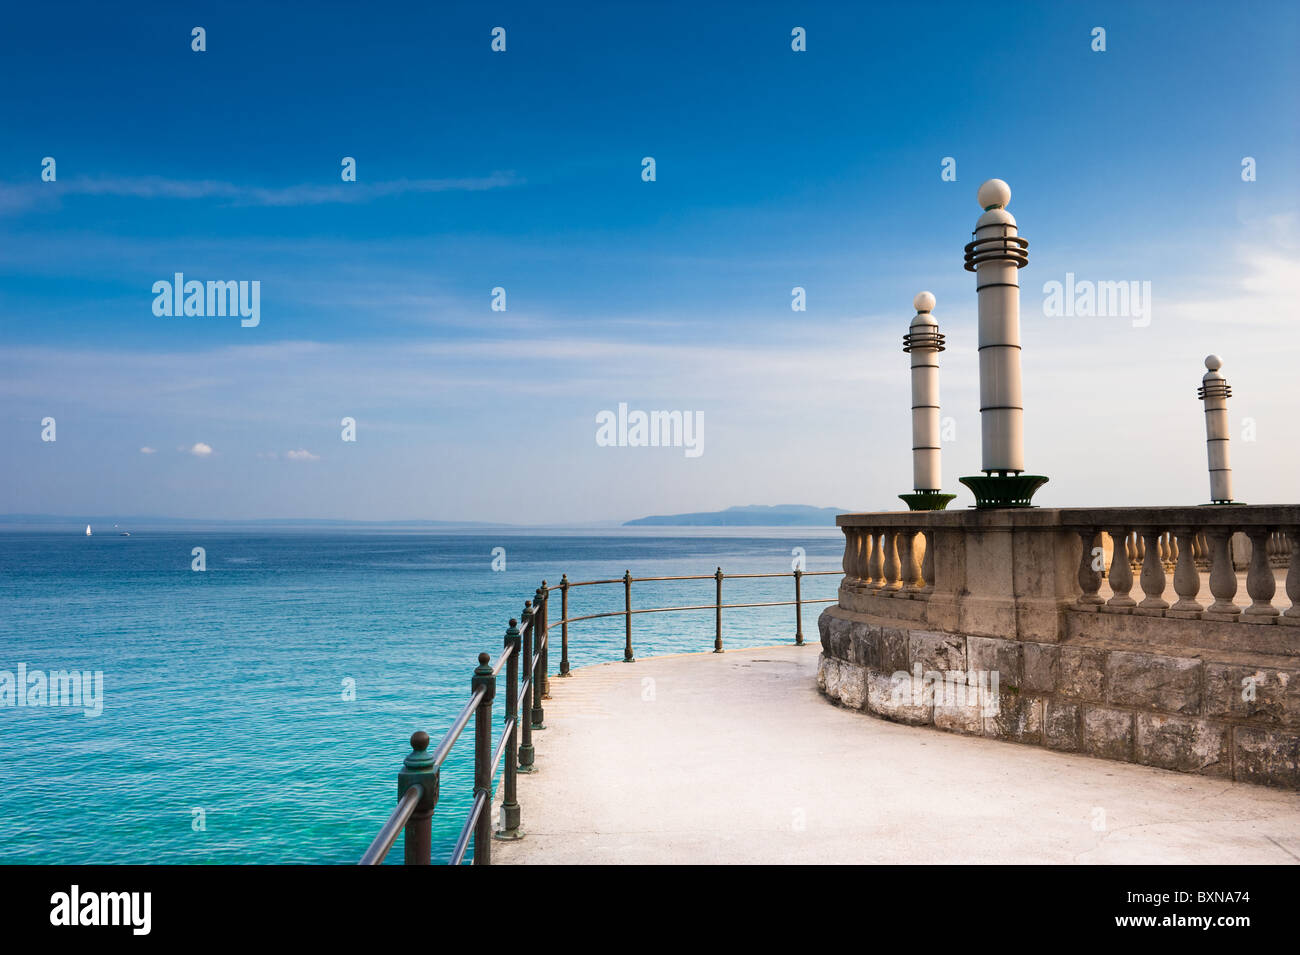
[903,291,944,491]
[1198,354,1233,503]
[963,179,1029,475]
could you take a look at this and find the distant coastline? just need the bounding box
[0,505,848,532]
[623,505,843,527]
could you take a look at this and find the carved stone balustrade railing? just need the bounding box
[836,506,1300,654]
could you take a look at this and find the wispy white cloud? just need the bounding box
[285,449,320,461]
[187,442,213,457]
[0,172,520,214]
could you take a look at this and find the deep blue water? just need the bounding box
[0,529,842,864]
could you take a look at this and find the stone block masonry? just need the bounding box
[818,607,1300,789]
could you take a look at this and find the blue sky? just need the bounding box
[2,1,1298,522]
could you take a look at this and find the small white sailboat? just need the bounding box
[85,524,92,537]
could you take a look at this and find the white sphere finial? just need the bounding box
[913,291,936,313]
[977,178,1011,210]
[1205,354,1223,371]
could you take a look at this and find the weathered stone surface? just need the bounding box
[850,622,880,669]
[878,627,910,674]
[866,669,932,725]
[1022,643,1059,694]
[1106,652,1201,715]
[827,615,853,661]
[1204,663,1300,726]
[1134,714,1230,776]
[817,606,1300,789]
[1234,726,1300,789]
[821,656,842,700]
[1044,700,1082,752]
[817,610,833,656]
[984,692,1043,743]
[934,691,984,735]
[837,662,868,710]
[909,630,966,673]
[1058,647,1106,702]
[1083,706,1135,762]
[967,636,1023,689]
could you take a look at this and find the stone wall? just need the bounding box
[818,606,1300,789]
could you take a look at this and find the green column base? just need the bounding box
[958,474,1050,508]
[898,491,957,511]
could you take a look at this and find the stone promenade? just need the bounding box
[493,644,1300,864]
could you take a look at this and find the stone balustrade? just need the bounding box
[821,505,1300,789]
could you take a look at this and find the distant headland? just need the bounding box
[623,505,843,527]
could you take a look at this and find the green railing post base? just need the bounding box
[494,802,523,841]
[518,742,536,774]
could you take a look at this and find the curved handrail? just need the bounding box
[361,562,841,866]
[359,783,423,866]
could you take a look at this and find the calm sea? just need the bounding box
[0,528,842,863]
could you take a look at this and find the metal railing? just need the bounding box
[359,567,838,865]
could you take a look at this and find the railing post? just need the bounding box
[471,652,495,865]
[396,730,437,866]
[559,574,571,676]
[919,529,936,594]
[517,602,536,773]
[714,567,724,652]
[1104,527,1136,610]
[1137,527,1170,612]
[794,568,804,645]
[530,588,546,729]
[538,581,551,699]
[1205,527,1240,618]
[495,619,523,841]
[622,570,635,662]
[1169,527,1203,617]
[882,529,901,591]
[1244,528,1280,618]
[1075,528,1103,609]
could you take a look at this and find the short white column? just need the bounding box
[1198,355,1234,503]
[903,291,944,491]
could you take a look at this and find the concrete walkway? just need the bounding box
[494,644,1300,864]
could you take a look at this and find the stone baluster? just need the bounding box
[867,530,884,591]
[1244,527,1279,618]
[841,528,853,580]
[848,528,866,582]
[1076,528,1103,609]
[1286,527,1300,622]
[1204,528,1240,618]
[856,529,873,586]
[882,530,901,592]
[1169,527,1203,617]
[920,529,936,595]
[898,529,922,593]
[1138,528,1169,611]
[1105,527,1136,609]
[1131,532,1144,571]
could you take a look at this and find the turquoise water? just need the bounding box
[0,529,842,863]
